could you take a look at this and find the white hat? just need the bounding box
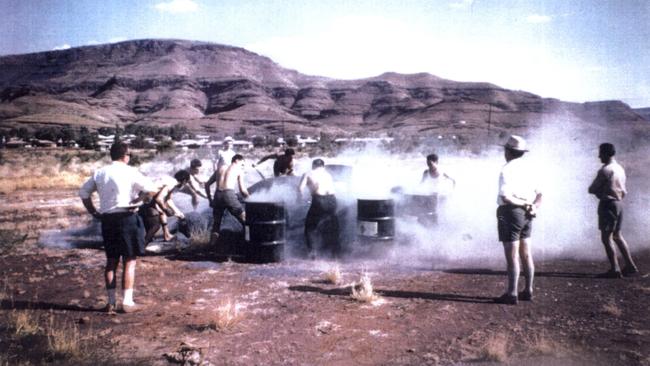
[223,136,234,142]
[504,135,528,152]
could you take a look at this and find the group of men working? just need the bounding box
[79,134,640,313]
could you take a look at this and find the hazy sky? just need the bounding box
[1,0,649,107]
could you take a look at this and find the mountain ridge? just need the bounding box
[0,39,647,143]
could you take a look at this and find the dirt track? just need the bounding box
[1,190,649,365]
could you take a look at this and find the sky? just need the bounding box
[1,0,649,107]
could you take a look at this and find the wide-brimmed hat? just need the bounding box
[504,135,528,152]
[223,136,234,142]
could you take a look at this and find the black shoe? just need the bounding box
[596,270,623,279]
[622,266,640,277]
[518,291,533,301]
[494,294,518,305]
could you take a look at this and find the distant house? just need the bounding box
[334,137,394,145]
[5,138,26,149]
[296,135,318,148]
[206,138,253,149]
[32,139,57,148]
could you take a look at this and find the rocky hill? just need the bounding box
[0,39,648,144]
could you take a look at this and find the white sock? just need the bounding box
[123,289,135,306]
[107,289,117,305]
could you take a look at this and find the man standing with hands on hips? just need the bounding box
[495,135,543,305]
[80,142,158,314]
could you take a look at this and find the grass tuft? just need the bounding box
[602,300,623,317]
[8,310,41,336]
[209,299,242,331]
[351,272,380,303]
[479,333,509,362]
[323,264,342,285]
[46,315,83,360]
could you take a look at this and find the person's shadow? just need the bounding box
[442,268,598,279]
[0,299,99,313]
[288,285,494,304]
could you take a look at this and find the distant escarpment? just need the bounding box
[0,39,648,144]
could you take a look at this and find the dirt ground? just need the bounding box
[1,189,649,366]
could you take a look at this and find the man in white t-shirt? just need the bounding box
[79,142,158,314]
[494,135,543,305]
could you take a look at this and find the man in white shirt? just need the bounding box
[298,158,339,258]
[79,142,158,314]
[588,143,639,278]
[213,136,236,172]
[495,135,543,305]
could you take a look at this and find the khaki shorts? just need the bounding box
[496,205,532,242]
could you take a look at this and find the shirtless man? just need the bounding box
[421,153,456,187]
[298,158,339,258]
[206,154,250,244]
[177,159,208,210]
[256,148,295,177]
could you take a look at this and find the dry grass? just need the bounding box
[523,332,565,357]
[209,298,242,331]
[478,333,509,362]
[46,315,83,360]
[323,264,342,285]
[186,226,212,252]
[7,309,41,336]
[602,300,623,317]
[0,150,101,194]
[351,272,380,303]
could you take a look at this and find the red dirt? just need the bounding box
[1,190,649,366]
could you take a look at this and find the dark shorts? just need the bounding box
[101,212,146,259]
[496,205,532,242]
[213,190,244,232]
[598,200,623,232]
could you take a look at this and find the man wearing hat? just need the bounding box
[495,135,543,305]
[588,143,639,278]
[214,136,236,172]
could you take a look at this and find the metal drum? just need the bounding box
[245,201,286,263]
[357,199,395,241]
[399,193,438,224]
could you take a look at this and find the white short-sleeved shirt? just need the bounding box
[497,157,541,206]
[215,149,236,169]
[79,161,158,214]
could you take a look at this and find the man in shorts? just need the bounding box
[80,142,158,314]
[206,154,250,244]
[495,135,542,305]
[588,143,639,278]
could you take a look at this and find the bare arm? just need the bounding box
[237,173,250,198]
[205,171,218,203]
[256,153,278,166]
[297,173,309,201]
[81,197,102,219]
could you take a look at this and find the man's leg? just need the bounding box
[519,238,534,295]
[122,257,137,306]
[600,230,621,272]
[105,257,120,306]
[502,240,520,297]
[612,231,637,270]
